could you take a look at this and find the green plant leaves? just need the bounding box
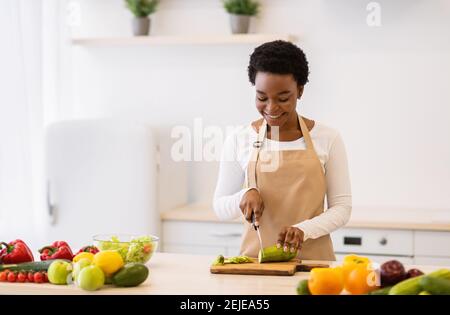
[223,0,260,16]
[125,0,159,18]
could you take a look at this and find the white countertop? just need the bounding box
[161,203,450,232]
[0,253,446,295]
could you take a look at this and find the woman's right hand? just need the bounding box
[239,188,265,226]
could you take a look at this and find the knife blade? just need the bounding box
[251,213,264,254]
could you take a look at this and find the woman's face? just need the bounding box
[254,72,303,128]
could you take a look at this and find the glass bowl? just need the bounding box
[93,234,159,264]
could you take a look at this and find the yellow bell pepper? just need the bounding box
[342,254,371,280]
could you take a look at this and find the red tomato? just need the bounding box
[0,271,7,282]
[33,272,44,283]
[17,272,27,283]
[43,272,48,283]
[27,272,34,282]
[7,272,16,282]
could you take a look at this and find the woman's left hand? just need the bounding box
[277,227,304,253]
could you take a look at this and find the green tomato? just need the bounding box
[73,258,92,281]
[77,265,105,291]
[48,260,73,285]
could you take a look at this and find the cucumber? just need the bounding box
[419,276,450,295]
[0,260,69,272]
[112,263,149,287]
[224,256,253,264]
[368,286,392,295]
[258,245,297,263]
[389,269,450,295]
[296,279,311,295]
[212,255,225,266]
[429,268,450,280]
[211,255,252,266]
[389,276,423,295]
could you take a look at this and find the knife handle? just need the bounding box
[251,213,258,230]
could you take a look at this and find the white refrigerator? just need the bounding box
[45,119,159,250]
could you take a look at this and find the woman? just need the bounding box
[213,40,352,260]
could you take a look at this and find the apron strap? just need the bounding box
[247,115,314,188]
[247,119,267,188]
[298,115,315,151]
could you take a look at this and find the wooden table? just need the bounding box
[0,253,445,295]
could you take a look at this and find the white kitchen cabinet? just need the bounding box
[163,244,240,256]
[162,221,242,255]
[413,256,450,266]
[414,231,450,257]
[163,244,226,255]
[162,220,450,265]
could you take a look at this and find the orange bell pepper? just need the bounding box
[308,267,344,295]
[345,264,379,294]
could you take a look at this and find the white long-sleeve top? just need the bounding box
[212,121,352,242]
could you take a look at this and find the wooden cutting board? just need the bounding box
[210,258,329,276]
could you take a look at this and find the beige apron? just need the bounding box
[240,115,335,260]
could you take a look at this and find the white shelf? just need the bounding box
[71,33,297,46]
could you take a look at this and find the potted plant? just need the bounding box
[223,0,260,34]
[125,0,159,36]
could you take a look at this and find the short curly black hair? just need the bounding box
[248,40,309,86]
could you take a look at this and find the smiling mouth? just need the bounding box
[265,113,284,119]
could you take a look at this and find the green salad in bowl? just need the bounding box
[93,234,158,264]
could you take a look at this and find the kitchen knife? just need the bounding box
[251,213,264,255]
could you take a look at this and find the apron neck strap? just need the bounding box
[247,115,315,188]
[258,115,314,150]
[256,119,267,144]
[298,115,314,151]
[247,120,266,189]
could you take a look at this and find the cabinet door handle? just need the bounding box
[209,232,242,238]
[379,237,388,246]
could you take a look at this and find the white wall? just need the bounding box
[0,0,47,248]
[60,0,450,212]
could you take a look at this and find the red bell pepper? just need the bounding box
[75,245,99,255]
[38,241,74,261]
[0,239,34,264]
